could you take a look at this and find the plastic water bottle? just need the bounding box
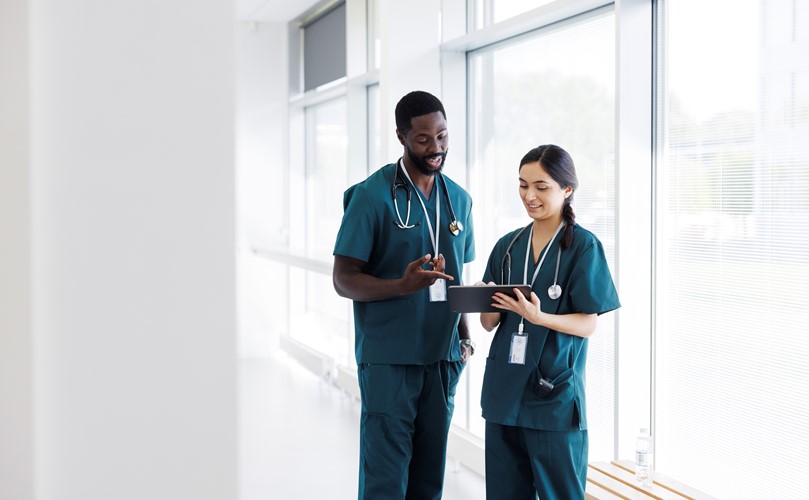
[635,428,653,486]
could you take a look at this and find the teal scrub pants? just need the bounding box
[357,360,463,500]
[485,421,588,500]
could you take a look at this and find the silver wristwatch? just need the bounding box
[459,338,476,356]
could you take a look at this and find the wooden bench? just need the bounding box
[585,460,719,500]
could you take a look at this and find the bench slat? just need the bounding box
[611,460,720,500]
[586,480,624,500]
[590,462,688,500]
[587,465,653,499]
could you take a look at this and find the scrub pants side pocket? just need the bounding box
[358,363,405,415]
[444,360,464,413]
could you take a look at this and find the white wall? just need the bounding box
[0,0,34,498]
[0,0,237,498]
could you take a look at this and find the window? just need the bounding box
[655,0,809,497]
[283,0,378,366]
[466,7,617,459]
[289,97,352,362]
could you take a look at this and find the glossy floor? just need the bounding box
[239,352,487,500]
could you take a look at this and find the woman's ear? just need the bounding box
[564,186,573,198]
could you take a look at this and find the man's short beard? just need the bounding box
[406,145,447,176]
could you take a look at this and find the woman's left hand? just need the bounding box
[492,288,543,325]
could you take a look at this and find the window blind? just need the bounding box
[655,1,809,497]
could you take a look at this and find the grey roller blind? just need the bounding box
[303,3,346,92]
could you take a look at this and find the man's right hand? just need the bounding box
[398,254,454,296]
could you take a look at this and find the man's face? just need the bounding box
[398,111,449,176]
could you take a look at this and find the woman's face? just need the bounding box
[518,161,572,222]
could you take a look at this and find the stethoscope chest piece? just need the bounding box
[448,220,463,236]
[546,238,564,300]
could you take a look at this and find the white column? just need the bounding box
[615,0,654,461]
[0,0,34,498]
[27,0,238,498]
[235,21,289,357]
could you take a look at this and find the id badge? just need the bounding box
[429,278,447,302]
[509,332,528,365]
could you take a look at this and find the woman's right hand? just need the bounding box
[477,281,502,332]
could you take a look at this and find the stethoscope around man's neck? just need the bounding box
[392,158,464,236]
[500,221,565,300]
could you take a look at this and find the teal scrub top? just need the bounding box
[480,223,619,431]
[334,162,475,365]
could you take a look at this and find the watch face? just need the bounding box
[460,339,475,354]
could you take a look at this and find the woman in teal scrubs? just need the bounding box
[478,144,620,499]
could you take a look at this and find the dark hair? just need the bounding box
[394,91,446,135]
[519,144,579,249]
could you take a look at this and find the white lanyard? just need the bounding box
[518,221,565,330]
[398,159,440,256]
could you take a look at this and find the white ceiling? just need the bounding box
[235,0,324,22]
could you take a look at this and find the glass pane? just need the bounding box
[367,0,381,70]
[474,0,556,29]
[293,98,351,360]
[467,8,616,459]
[305,271,352,364]
[655,0,809,497]
[305,97,348,261]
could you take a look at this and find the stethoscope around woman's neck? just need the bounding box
[500,221,565,300]
[392,158,464,236]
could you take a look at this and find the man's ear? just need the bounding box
[396,129,406,146]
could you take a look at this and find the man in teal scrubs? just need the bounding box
[333,90,476,499]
